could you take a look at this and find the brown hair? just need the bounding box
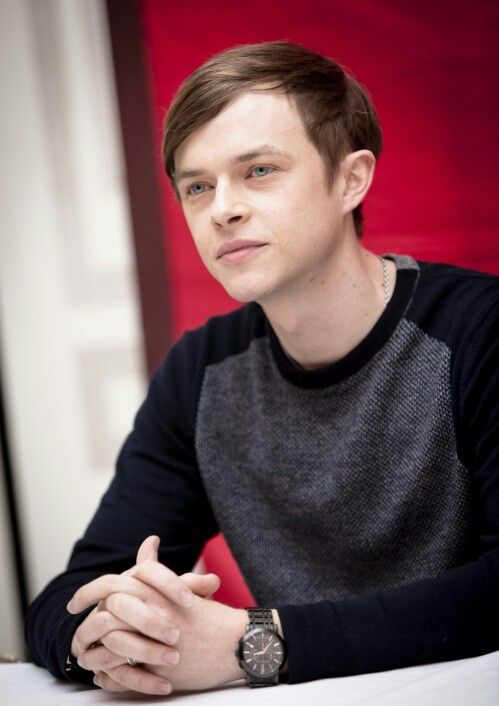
[162,40,382,238]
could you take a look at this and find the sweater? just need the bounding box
[24,252,499,685]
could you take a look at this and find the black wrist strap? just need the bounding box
[245,607,276,632]
[243,608,280,687]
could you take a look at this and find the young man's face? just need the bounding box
[173,89,351,305]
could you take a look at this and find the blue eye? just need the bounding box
[186,183,207,197]
[251,165,274,177]
[185,165,275,198]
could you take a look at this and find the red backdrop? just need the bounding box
[138,0,499,606]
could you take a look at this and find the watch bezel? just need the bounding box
[238,626,287,678]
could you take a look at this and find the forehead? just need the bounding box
[174,90,307,171]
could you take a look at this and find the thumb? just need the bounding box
[180,572,221,599]
[122,535,160,577]
[137,534,160,563]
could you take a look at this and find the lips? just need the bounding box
[218,244,267,263]
[216,239,267,259]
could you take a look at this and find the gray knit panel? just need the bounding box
[195,318,472,607]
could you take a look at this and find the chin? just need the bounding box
[221,287,259,303]
[217,275,273,304]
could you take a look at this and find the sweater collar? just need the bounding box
[263,253,420,388]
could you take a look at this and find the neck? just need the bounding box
[258,241,396,371]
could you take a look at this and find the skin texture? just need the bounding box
[175,88,396,369]
[68,86,391,695]
[69,536,248,695]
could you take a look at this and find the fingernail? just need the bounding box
[165,650,179,665]
[167,629,180,644]
[181,590,193,606]
[66,600,73,612]
[158,681,172,695]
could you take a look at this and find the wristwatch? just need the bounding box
[236,608,287,687]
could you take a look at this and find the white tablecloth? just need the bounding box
[1,651,498,705]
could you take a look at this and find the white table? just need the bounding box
[1,651,499,705]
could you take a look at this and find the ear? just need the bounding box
[340,150,376,217]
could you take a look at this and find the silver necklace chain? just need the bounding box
[379,255,390,307]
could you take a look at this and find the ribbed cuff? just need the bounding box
[54,606,95,685]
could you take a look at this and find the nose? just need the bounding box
[210,179,251,228]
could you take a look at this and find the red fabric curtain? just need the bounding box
[138,0,499,606]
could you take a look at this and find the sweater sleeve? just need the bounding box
[276,296,499,684]
[24,331,219,683]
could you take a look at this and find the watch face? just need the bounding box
[240,627,285,678]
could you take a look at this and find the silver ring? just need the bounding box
[127,656,139,667]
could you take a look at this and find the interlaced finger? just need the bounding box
[77,644,126,673]
[93,670,129,693]
[101,628,180,666]
[127,560,195,609]
[103,592,180,646]
[105,663,172,696]
[67,573,176,614]
[73,608,130,654]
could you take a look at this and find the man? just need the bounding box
[25,40,499,696]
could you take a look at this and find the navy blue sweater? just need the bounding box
[25,253,499,685]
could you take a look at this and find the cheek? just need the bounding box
[266,179,322,232]
[185,216,208,254]
[184,210,198,238]
[264,195,312,243]
[258,192,302,239]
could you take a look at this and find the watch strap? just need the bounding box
[245,607,276,632]
[241,607,282,687]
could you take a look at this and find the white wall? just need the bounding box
[0,0,146,652]
[0,452,23,658]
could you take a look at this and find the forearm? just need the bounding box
[276,548,499,684]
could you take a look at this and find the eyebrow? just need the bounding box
[174,144,293,182]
